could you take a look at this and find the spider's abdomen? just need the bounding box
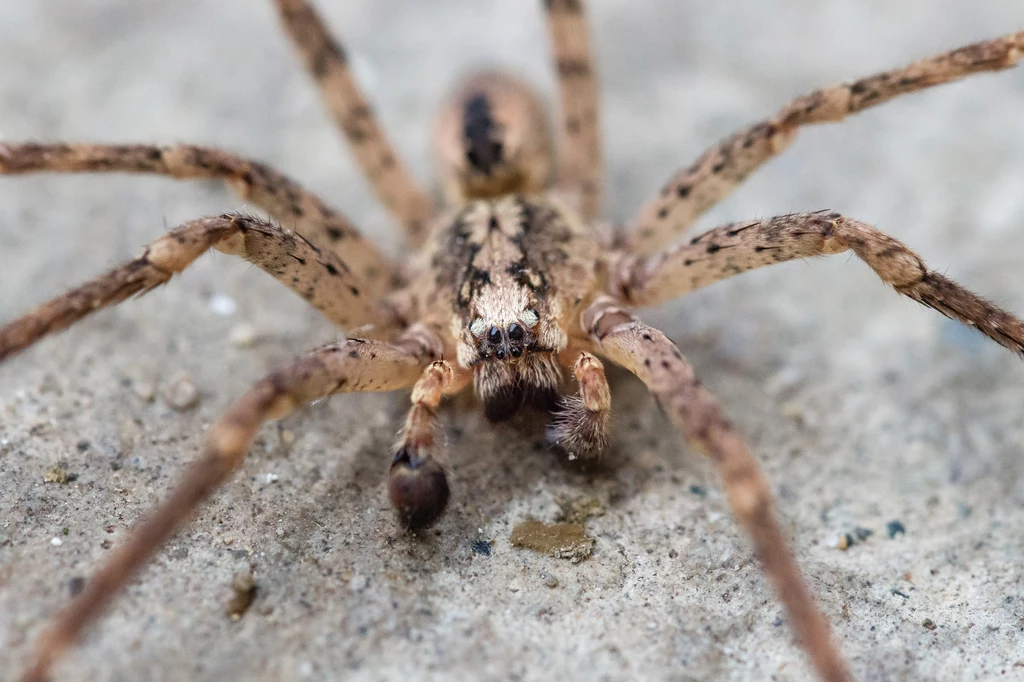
[434,72,554,203]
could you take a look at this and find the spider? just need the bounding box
[2,1,1022,680]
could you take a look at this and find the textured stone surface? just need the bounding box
[2,2,1023,680]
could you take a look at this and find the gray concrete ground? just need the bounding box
[2,2,1024,680]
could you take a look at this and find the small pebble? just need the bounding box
[688,484,707,498]
[132,380,156,403]
[886,520,906,539]
[471,540,491,556]
[542,573,559,588]
[854,527,874,542]
[163,373,200,411]
[922,618,937,631]
[209,293,238,316]
[43,464,71,484]
[835,533,854,551]
[230,323,257,348]
[227,570,257,621]
[50,537,63,547]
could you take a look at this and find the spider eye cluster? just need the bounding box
[472,311,539,362]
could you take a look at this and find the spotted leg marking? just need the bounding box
[20,331,436,682]
[583,297,852,682]
[543,0,603,221]
[272,0,436,243]
[0,213,394,363]
[615,210,1024,355]
[626,30,1024,254]
[0,142,391,286]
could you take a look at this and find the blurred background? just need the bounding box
[1,2,1023,680]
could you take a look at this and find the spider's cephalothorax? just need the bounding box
[419,194,599,419]
[4,1,1024,680]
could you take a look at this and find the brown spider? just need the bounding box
[2,1,1022,680]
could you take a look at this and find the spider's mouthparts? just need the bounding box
[475,358,562,423]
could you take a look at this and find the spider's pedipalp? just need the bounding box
[389,361,463,529]
[582,298,851,682]
[544,0,602,220]
[626,30,1024,254]
[435,72,554,204]
[272,0,436,244]
[616,211,1024,355]
[0,142,392,287]
[547,351,610,459]
[0,213,393,363]
[21,334,432,682]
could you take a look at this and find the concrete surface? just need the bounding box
[2,1,1024,680]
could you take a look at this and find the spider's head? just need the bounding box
[458,305,566,423]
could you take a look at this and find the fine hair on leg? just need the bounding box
[272,0,436,243]
[0,213,394,363]
[582,297,851,682]
[626,31,1024,253]
[21,331,438,682]
[614,210,1024,355]
[544,0,603,221]
[0,142,392,286]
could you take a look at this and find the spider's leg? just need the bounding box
[0,213,394,363]
[614,210,1024,355]
[626,30,1024,254]
[19,330,437,682]
[582,297,851,682]
[0,143,391,287]
[547,351,611,459]
[271,0,436,244]
[389,360,473,529]
[544,0,602,221]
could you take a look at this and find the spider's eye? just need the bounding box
[487,326,502,344]
[510,346,523,358]
[495,348,506,360]
[507,322,523,341]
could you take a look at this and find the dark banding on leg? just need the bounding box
[626,31,1024,254]
[544,0,603,221]
[21,331,436,682]
[0,142,392,287]
[0,213,394,363]
[615,211,1024,356]
[272,0,436,244]
[583,297,852,682]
